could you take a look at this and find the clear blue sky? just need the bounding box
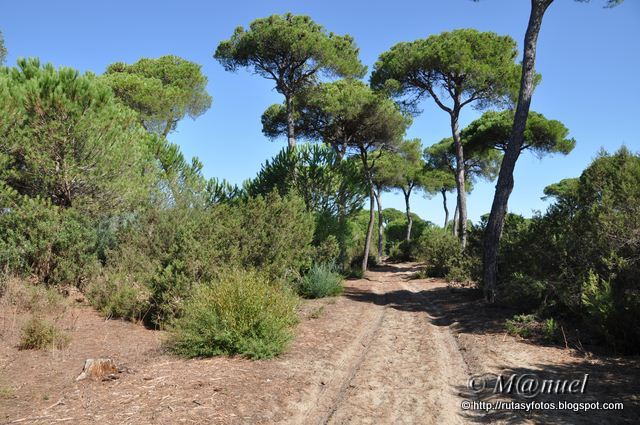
[3,0,639,224]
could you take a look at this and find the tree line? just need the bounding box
[1,0,636,356]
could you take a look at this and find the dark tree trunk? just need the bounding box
[441,189,449,228]
[483,0,553,303]
[403,187,413,242]
[450,108,468,248]
[285,94,296,149]
[362,182,376,273]
[374,185,384,260]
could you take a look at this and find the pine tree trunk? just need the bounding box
[453,200,459,236]
[441,189,449,228]
[285,94,296,149]
[450,109,468,248]
[362,182,376,273]
[374,186,384,260]
[403,188,413,242]
[483,0,553,303]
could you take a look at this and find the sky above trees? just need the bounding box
[2,0,638,224]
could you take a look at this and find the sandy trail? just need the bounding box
[1,263,638,424]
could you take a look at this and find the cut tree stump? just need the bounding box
[76,358,127,381]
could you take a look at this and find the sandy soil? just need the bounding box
[1,264,638,424]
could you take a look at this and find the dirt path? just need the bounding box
[1,263,638,424]
[291,265,470,425]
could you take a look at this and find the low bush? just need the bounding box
[505,314,537,339]
[86,274,150,322]
[506,314,560,343]
[499,273,546,311]
[19,316,70,350]
[414,227,464,278]
[297,263,343,299]
[168,269,299,359]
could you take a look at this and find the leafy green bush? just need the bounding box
[581,270,615,344]
[505,314,537,339]
[19,316,70,350]
[86,274,150,322]
[314,235,340,265]
[414,227,464,278]
[168,270,299,359]
[485,148,640,352]
[499,273,546,311]
[0,185,100,287]
[506,314,559,343]
[297,263,343,298]
[102,192,314,326]
[542,318,559,342]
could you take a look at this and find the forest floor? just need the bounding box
[1,263,638,424]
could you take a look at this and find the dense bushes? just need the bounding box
[413,227,471,282]
[0,185,100,286]
[168,270,298,359]
[483,148,640,353]
[297,263,343,298]
[96,192,314,326]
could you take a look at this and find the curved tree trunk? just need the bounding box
[403,187,413,242]
[441,189,449,228]
[483,0,553,303]
[362,182,376,273]
[285,94,296,149]
[450,109,468,248]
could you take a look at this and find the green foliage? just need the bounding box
[371,29,523,109]
[103,55,212,136]
[246,144,366,218]
[0,30,6,64]
[499,273,546,311]
[215,13,365,95]
[86,275,150,322]
[106,192,314,325]
[462,110,576,157]
[168,269,299,359]
[505,314,559,343]
[581,271,615,341]
[479,147,640,352]
[424,137,501,186]
[19,316,70,350]
[414,227,464,278]
[0,185,99,286]
[0,58,154,215]
[505,314,537,339]
[542,318,559,342]
[297,263,343,299]
[314,235,341,266]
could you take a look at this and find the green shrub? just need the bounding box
[86,274,150,322]
[500,273,546,310]
[347,267,365,279]
[505,314,537,339]
[581,270,616,343]
[0,186,99,287]
[297,263,343,299]
[414,227,463,278]
[19,316,70,350]
[314,235,340,265]
[168,269,299,359]
[387,240,414,262]
[104,192,314,326]
[542,318,559,342]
